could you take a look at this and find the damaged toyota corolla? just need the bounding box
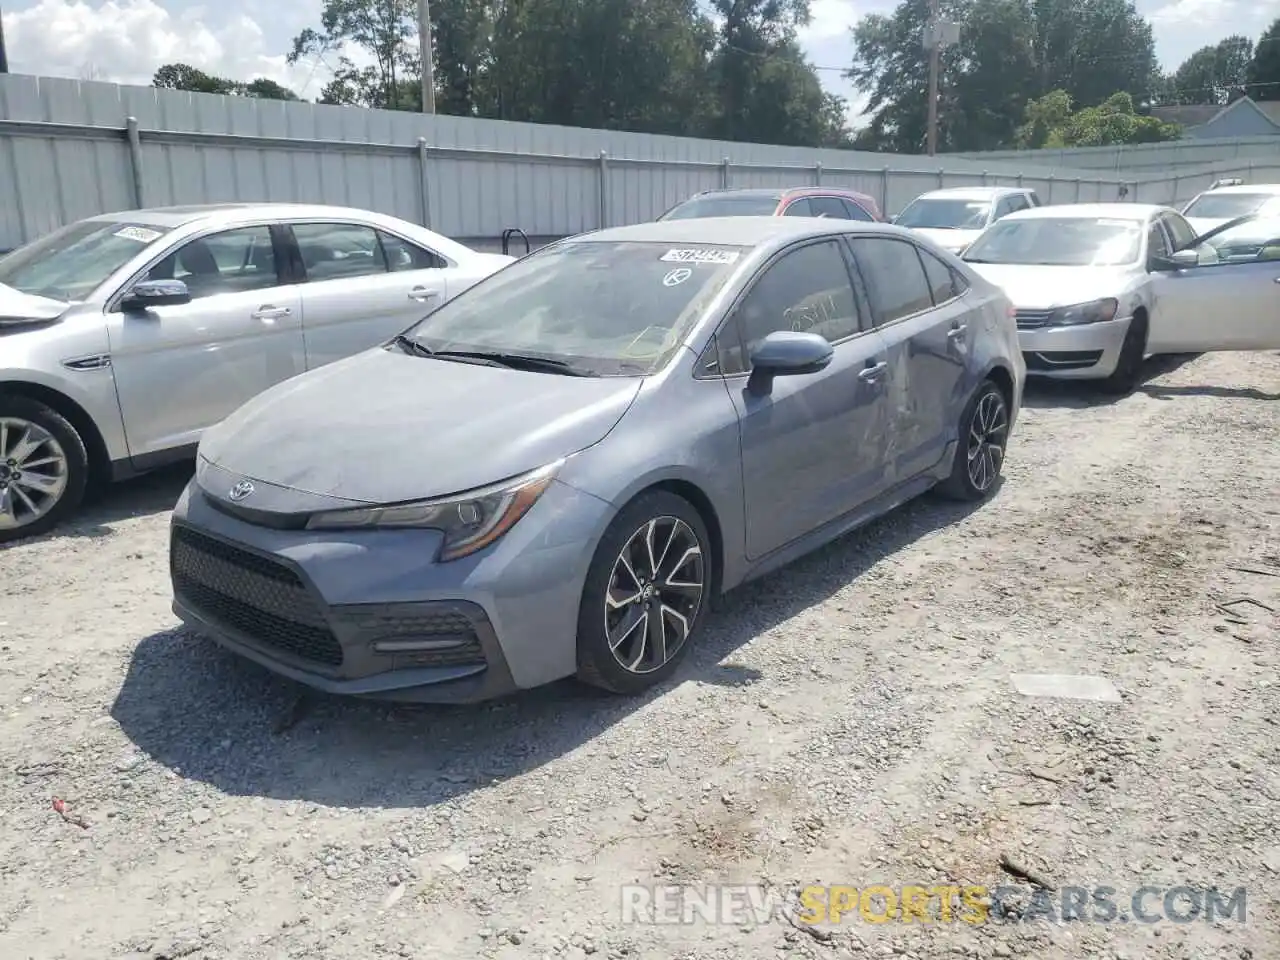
[169,216,1022,703]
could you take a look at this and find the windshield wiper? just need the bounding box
[392,333,436,358]
[428,349,593,376]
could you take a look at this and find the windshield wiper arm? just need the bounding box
[392,333,436,358]
[428,349,592,376]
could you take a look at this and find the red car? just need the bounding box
[658,186,885,223]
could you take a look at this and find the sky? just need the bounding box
[2,0,1279,127]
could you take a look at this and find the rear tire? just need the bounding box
[1099,313,1148,395]
[575,490,712,696]
[0,396,89,544]
[937,380,1009,502]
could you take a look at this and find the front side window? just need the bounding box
[1191,216,1280,265]
[962,217,1143,267]
[660,194,781,220]
[782,198,815,217]
[895,198,992,230]
[291,222,388,282]
[402,240,746,376]
[847,237,935,324]
[1162,214,1198,250]
[1147,223,1170,260]
[144,225,279,300]
[718,240,862,376]
[0,219,174,302]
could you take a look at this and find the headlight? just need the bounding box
[305,460,562,561]
[1047,298,1119,326]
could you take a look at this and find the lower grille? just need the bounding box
[1015,308,1055,330]
[170,525,344,667]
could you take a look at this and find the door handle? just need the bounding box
[251,306,292,320]
[408,287,441,302]
[947,324,968,339]
[858,360,888,382]
[1272,277,1280,284]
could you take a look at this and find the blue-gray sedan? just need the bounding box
[169,217,1025,702]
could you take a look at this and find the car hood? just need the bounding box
[966,264,1135,309]
[198,347,643,505]
[911,227,983,252]
[0,283,68,325]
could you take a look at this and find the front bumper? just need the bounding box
[1017,315,1132,380]
[167,476,614,703]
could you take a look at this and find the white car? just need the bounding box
[893,186,1041,255]
[960,202,1280,393]
[0,203,513,540]
[1180,182,1280,236]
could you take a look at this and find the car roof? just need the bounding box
[687,186,877,202]
[915,186,1028,200]
[575,216,898,248]
[84,202,407,229]
[999,202,1164,223]
[1199,183,1280,195]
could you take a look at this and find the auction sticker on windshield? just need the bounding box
[660,249,741,265]
[114,226,164,243]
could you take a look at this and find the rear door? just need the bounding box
[716,238,892,560]
[285,220,453,369]
[105,223,305,458]
[1147,213,1280,352]
[846,235,968,482]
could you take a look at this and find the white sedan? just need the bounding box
[959,202,1280,393]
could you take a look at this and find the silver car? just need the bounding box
[961,202,1280,393]
[0,203,513,541]
[169,216,1024,703]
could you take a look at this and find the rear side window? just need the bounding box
[292,222,388,281]
[378,230,447,270]
[918,247,962,305]
[847,237,935,324]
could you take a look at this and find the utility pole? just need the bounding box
[0,3,9,75]
[925,0,940,156]
[417,0,435,114]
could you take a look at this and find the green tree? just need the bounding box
[1170,35,1252,104]
[1247,18,1280,101]
[289,0,420,110]
[1017,89,1180,146]
[152,64,301,101]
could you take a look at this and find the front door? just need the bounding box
[1147,241,1280,353]
[846,235,968,482]
[716,238,893,560]
[287,221,453,369]
[106,224,305,459]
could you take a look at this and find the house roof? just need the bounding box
[1152,96,1280,135]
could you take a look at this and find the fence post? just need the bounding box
[981,169,989,186]
[937,169,945,188]
[598,150,610,229]
[881,167,890,216]
[416,138,432,228]
[125,116,145,209]
[1172,173,1180,205]
[1046,173,1054,203]
[1016,172,1024,188]
[1074,177,1081,201]
[814,160,823,186]
[721,157,731,188]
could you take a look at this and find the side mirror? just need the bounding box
[746,331,833,396]
[1152,248,1199,271]
[120,279,191,311]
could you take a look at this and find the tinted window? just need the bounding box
[1163,214,1197,250]
[808,196,850,219]
[840,198,875,221]
[918,247,961,304]
[782,198,815,217]
[292,222,388,281]
[404,240,745,376]
[145,226,278,300]
[847,237,934,324]
[379,230,446,271]
[0,219,174,302]
[718,240,861,375]
[661,194,781,219]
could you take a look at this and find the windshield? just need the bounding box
[401,240,747,375]
[0,219,173,302]
[895,198,991,230]
[963,217,1143,267]
[1183,192,1278,220]
[660,195,780,220]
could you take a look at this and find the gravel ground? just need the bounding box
[1,350,1277,960]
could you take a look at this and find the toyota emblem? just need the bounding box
[229,480,255,502]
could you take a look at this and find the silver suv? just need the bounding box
[0,203,513,542]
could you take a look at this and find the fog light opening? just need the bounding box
[372,637,472,654]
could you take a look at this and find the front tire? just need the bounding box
[575,490,712,696]
[1099,313,1148,395]
[937,380,1009,502]
[0,397,88,544]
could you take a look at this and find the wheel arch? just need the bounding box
[0,380,111,483]
[615,477,727,598]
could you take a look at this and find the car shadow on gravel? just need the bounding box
[1021,353,1199,409]
[110,485,997,810]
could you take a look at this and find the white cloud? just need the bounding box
[1,0,323,93]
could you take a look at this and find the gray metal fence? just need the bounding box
[954,135,1280,176]
[0,74,1252,251]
